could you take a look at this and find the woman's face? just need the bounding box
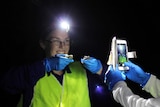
[41,29,70,57]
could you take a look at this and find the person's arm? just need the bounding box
[105,65,160,107]
[143,74,160,98]
[0,54,74,94]
[0,60,45,94]
[124,61,160,98]
[112,81,160,107]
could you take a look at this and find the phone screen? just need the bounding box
[117,43,127,66]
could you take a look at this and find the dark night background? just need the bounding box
[0,0,160,107]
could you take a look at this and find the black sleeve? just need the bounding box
[0,60,45,94]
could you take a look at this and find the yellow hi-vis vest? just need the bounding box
[30,61,91,107]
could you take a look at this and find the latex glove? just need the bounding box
[81,56,102,73]
[44,54,74,72]
[104,65,126,90]
[124,61,151,87]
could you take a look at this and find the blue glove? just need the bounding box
[81,57,102,73]
[105,65,126,90]
[124,61,151,87]
[44,54,74,72]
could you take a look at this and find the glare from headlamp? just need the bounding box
[59,20,70,32]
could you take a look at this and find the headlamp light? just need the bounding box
[59,20,70,32]
[56,18,70,32]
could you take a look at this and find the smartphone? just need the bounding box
[116,39,129,71]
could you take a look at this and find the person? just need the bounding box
[0,13,115,107]
[105,60,160,107]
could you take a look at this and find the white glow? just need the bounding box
[59,21,70,32]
